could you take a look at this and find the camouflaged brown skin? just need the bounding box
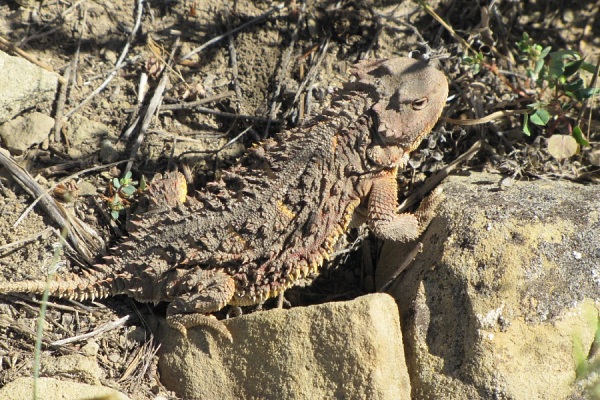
[0,57,448,333]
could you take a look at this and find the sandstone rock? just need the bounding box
[378,171,600,399]
[0,377,129,400]
[65,114,113,159]
[0,112,54,154]
[0,50,58,123]
[158,293,410,400]
[40,353,104,386]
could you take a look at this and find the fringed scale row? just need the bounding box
[0,268,124,302]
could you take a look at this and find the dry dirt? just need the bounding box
[0,0,598,398]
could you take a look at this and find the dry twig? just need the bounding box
[124,38,180,176]
[398,140,482,212]
[264,1,305,138]
[441,109,528,126]
[51,315,131,346]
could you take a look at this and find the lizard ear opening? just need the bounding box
[411,97,428,110]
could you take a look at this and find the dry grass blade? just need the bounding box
[118,338,159,384]
[0,153,134,260]
[0,150,96,261]
[397,140,483,212]
[414,0,475,54]
[442,109,529,126]
[51,315,131,346]
[152,90,236,112]
[124,37,180,176]
[283,37,330,122]
[264,0,305,137]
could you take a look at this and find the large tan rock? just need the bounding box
[378,171,600,399]
[0,50,58,123]
[158,293,410,400]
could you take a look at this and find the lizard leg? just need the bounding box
[367,169,443,242]
[166,268,235,342]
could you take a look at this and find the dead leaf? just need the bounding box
[547,135,578,160]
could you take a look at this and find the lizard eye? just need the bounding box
[412,97,428,110]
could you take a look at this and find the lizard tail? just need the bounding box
[0,268,121,302]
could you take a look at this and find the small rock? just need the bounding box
[102,49,118,65]
[99,139,119,163]
[65,114,112,159]
[81,340,99,356]
[77,180,98,196]
[0,50,58,123]
[40,354,104,385]
[0,112,54,155]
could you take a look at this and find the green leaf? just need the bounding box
[111,210,120,220]
[564,78,584,93]
[561,102,573,111]
[550,50,580,60]
[517,33,531,53]
[565,91,576,100]
[139,175,147,191]
[572,126,589,147]
[523,114,531,136]
[121,185,136,196]
[539,46,552,59]
[112,177,121,189]
[575,87,600,100]
[548,59,564,80]
[579,61,598,74]
[533,58,545,76]
[564,59,585,77]
[124,171,132,180]
[530,109,551,126]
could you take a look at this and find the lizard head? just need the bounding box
[350,57,448,165]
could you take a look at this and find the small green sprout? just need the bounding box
[104,171,143,220]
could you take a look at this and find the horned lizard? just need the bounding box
[0,57,448,340]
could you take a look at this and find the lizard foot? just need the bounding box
[167,313,233,343]
[367,170,444,242]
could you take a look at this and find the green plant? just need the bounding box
[516,33,599,157]
[462,51,485,74]
[574,316,600,398]
[105,171,146,220]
